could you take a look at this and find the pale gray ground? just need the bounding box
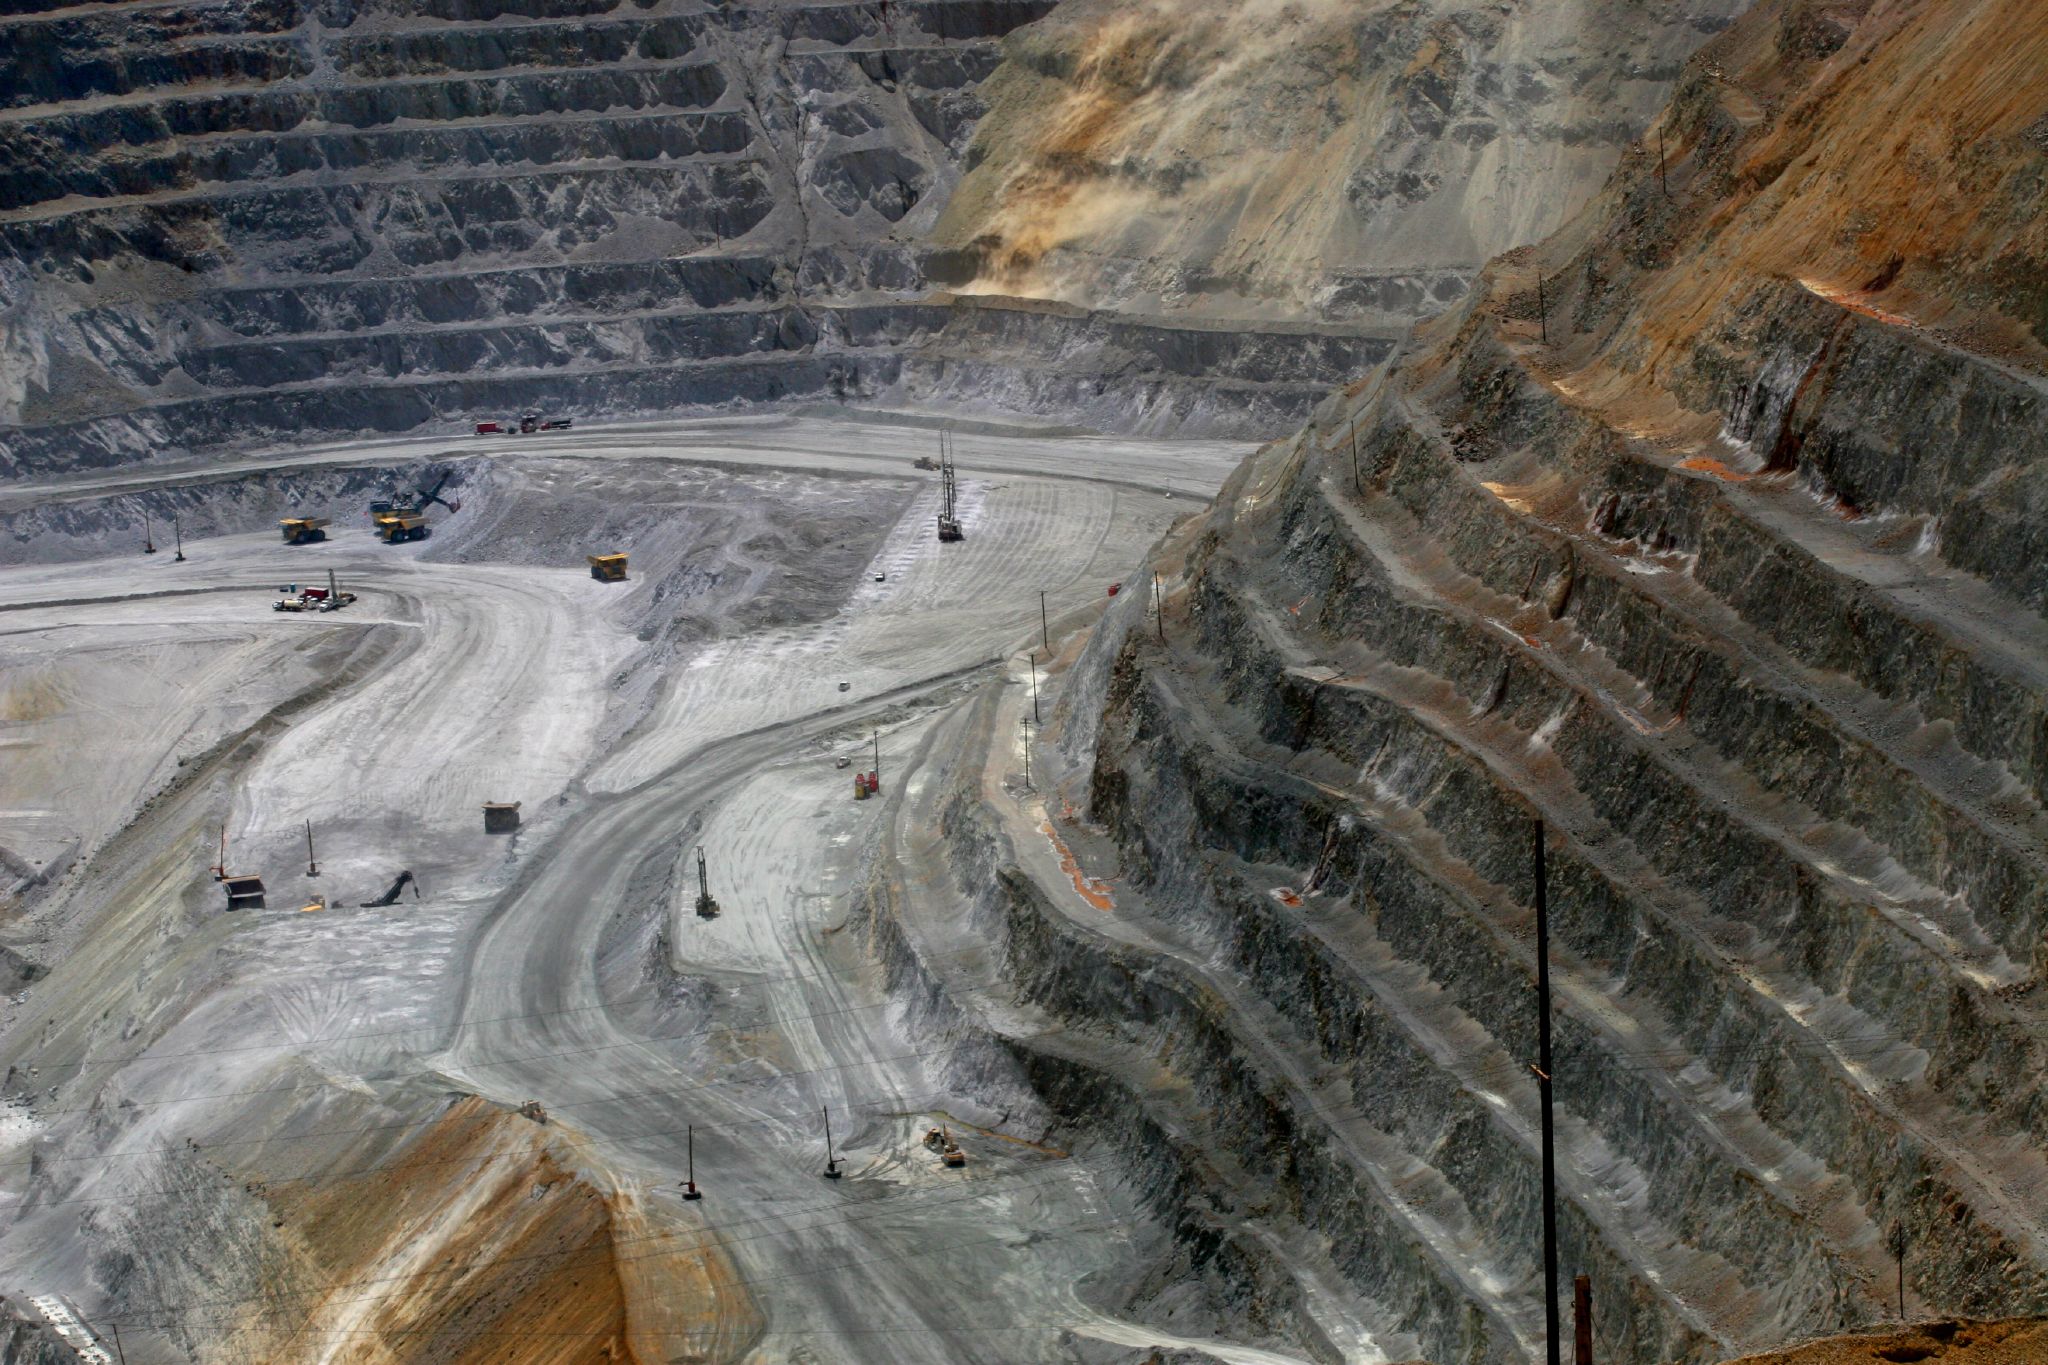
[0,413,1260,1362]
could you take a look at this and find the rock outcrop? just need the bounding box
[1019,0,2048,1358]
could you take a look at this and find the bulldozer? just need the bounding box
[589,553,628,583]
[280,517,329,545]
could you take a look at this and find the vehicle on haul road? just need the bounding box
[589,553,628,582]
[374,511,429,543]
[371,470,461,543]
[280,517,330,545]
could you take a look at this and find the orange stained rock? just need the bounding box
[1041,819,1115,911]
[1677,456,1758,482]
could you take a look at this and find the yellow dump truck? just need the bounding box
[588,553,628,582]
[280,517,329,545]
[375,510,428,543]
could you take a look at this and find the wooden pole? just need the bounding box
[1040,590,1049,651]
[1153,573,1165,643]
[110,1323,127,1365]
[1573,1274,1592,1365]
[1658,127,1670,198]
[173,513,185,562]
[305,819,318,877]
[1029,651,1040,726]
[822,1106,841,1179]
[1537,273,1549,346]
[1536,818,1561,1365]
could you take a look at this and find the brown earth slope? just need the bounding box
[1721,1318,2048,1365]
[931,0,1748,324]
[239,1096,759,1363]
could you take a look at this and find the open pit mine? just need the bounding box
[3,0,2047,1361]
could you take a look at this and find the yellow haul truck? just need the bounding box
[280,517,330,545]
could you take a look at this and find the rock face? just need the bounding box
[1050,0,2048,1359]
[0,0,1740,471]
[929,0,1745,324]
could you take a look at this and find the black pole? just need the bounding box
[823,1105,841,1179]
[173,513,185,562]
[1657,128,1670,198]
[1351,423,1361,493]
[143,515,155,555]
[1573,1273,1592,1365]
[1535,818,1561,1365]
[1890,1222,1907,1319]
[305,819,318,877]
[1029,652,1040,725]
[1153,573,1165,643]
[872,730,880,779]
[682,1124,702,1199]
[1537,273,1549,346]
[110,1324,126,1365]
[1040,590,1049,651]
[1022,716,1032,790]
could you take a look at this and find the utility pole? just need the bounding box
[1029,652,1040,725]
[143,515,156,555]
[1350,422,1362,493]
[1535,818,1561,1365]
[110,1323,126,1365]
[1040,590,1049,652]
[305,819,318,877]
[1657,127,1670,198]
[871,730,881,785]
[822,1105,842,1180]
[1022,715,1033,790]
[681,1125,702,1200]
[173,512,185,562]
[1153,573,1165,643]
[1889,1222,1908,1319]
[1537,273,1549,346]
[1573,1274,1592,1365]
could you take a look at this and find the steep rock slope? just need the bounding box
[929,0,1745,326]
[1056,0,2048,1359]
[0,0,1745,471]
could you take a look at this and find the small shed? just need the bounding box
[222,875,266,911]
[483,801,522,834]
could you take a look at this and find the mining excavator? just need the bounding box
[923,1126,966,1168]
[359,870,419,908]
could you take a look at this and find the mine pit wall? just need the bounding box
[0,0,1595,472]
[1045,231,2048,1351]
[0,294,1381,476]
[847,705,1351,1363]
